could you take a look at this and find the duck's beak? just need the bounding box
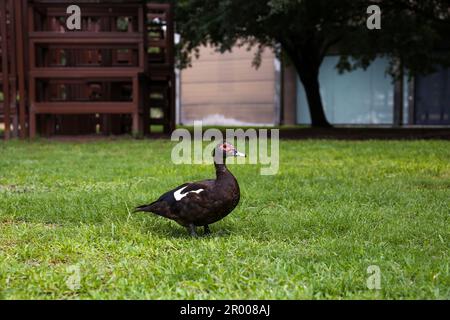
[234,150,246,157]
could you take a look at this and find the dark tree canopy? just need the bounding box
[172,0,450,127]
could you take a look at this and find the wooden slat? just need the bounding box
[29,32,143,41]
[40,43,139,50]
[34,102,135,114]
[41,9,140,17]
[40,5,142,15]
[30,68,143,78]
[0,73,17,81]
[147,3,171,11]
[147,13,167,21]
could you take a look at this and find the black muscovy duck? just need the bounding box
[135,142,245,236]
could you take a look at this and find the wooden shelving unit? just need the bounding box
[27,0,146,137]
[1,0,176,139]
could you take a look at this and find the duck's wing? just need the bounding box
[134,180,214,214]
[158,180,214,205]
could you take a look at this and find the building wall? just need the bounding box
[180,45,278,126]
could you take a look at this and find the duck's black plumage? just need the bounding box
[135,143,244,236]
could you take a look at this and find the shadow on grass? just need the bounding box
[138,216,237,239]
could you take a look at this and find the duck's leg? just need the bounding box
[204,225,211,235]
[187,224,198,237]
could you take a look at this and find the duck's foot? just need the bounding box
[187,224,198,237]
[204,225,211,235]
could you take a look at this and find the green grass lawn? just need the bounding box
[0,139,449,299]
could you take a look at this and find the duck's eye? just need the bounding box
[222,144,228,150]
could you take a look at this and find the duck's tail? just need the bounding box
[134,201,172,219]
[133,201,158,213]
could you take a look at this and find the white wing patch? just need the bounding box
[174,186,205,201]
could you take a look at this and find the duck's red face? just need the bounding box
[219,143,246,158]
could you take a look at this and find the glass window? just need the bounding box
[297,56,394,125]
[415,66,450,125]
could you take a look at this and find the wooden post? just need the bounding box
[141,74,150,136]
[1,0,11,139]
[8,0,18,137]
[15,0,27,138]
[29,77,36,139]
[166,3,175,67]
[169,72,176,133]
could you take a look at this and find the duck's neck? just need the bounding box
[214,156,229,179]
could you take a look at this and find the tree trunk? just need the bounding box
[298,71,331,128]
[284,44,332,128]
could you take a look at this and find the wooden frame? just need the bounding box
[1,1,176,139]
